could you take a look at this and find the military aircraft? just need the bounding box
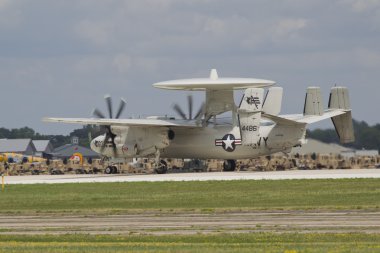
[44,69,354,173]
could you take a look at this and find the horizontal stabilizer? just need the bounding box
[262,113,305,126]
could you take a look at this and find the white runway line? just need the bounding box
[3,169,380,184]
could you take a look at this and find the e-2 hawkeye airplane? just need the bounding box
[44,69,354,173]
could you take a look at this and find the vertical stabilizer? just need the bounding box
[329,87,355,143]
[238,88,264,146]
[262,87,283,115]
[329,86,351,110]
[304,87,323,116]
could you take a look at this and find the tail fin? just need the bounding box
[238,88,264,146]
[262,87,283,115]
[274,86,355,144]
[304,87,323,116]
[329,87,355,143]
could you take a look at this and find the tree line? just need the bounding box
[307,119,380,151]
[0,125,102,148]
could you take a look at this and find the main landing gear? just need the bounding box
[154,149,168,174]
[223,160,236,172]
[155,160,168,174]
[105,165,118,174]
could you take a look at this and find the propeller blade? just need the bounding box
[93,109,105,119]
[108,126,117,156]
[111,142,117,157]
[105,94,113,118]
[173,104,187,120]
[92,95,122,158]
[115,98,126,119]
[100,126,113,154]
[88,132,92,143]
[194,102,205,120]
[99,133,108,153]
[187,95,193,120]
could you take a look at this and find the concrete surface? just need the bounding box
[3,169,380,184]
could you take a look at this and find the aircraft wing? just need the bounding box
[43,117,201,128]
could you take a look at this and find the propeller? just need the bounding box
[92,95,126,156]
[172,94,205,121]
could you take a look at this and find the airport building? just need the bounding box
[32,140,54,157]
[51,137,100,160]
[0,139,37,155]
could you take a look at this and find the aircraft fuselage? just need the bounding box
[91,122,305,160]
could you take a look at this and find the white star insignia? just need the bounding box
[223,135,234,150]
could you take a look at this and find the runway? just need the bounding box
[1,211,379,235]
[3,169,380,184]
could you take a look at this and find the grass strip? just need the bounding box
[0,233,379,253]
[0,178,379,214]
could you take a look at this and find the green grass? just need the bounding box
[0,233,379,252]
[0,178,379,214]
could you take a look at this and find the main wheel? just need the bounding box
[105,166,113,174]
[155,160,168,174]
[223,160,236,172]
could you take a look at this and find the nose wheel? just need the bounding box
[223,160,236,172]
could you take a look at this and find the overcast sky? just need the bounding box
[1,0,379,134]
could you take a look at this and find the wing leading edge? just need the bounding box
[43,117,202,128]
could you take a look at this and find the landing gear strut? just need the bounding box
[223,160,236,172]
[154,149,167,174]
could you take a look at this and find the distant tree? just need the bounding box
[69,125,103,148]
[0,128,11,138]
[308,119,380,151]
[307,128,339,144]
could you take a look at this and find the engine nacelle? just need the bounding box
[127,127,171,156]
[107,125,171,157]
[111,126,129,145]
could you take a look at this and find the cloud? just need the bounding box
[240,18,308,51]
[75,20,114,47]
[273,18,308,38]
[342,0,380,12]
[113,54,132,74]
[0,0,9,9]
[1,0,380,133]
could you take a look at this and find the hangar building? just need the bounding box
[52,137,100,160]
[0,139,36,155]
